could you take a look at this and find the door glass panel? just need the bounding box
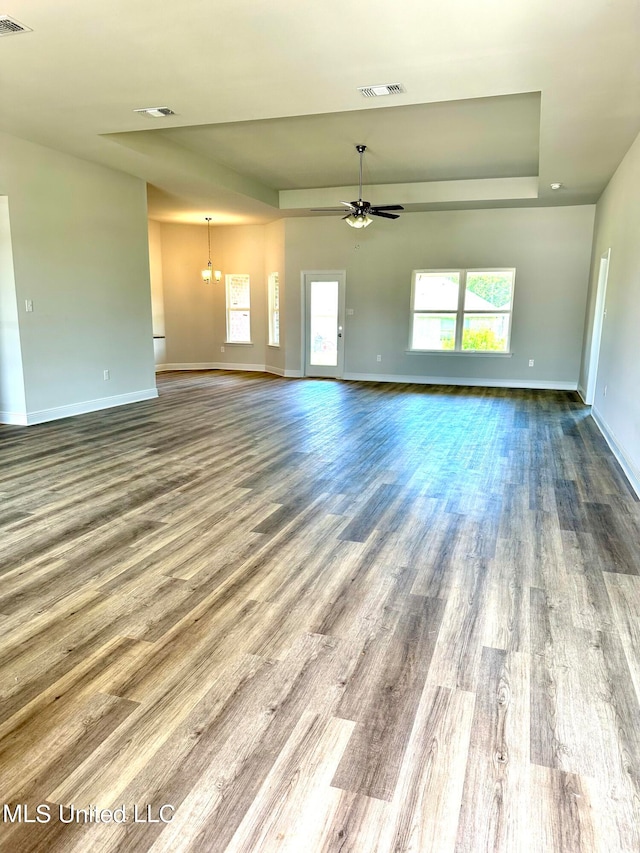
[310,280,339,366]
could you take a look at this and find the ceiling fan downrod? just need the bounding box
[356,144,366,203]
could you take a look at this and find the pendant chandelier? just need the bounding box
[201,217,222,283]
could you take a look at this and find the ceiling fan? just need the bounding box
[312,144,404,228]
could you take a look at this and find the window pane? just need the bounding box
[310,280,338,366]
[412,313,456,350]
[414,272,460,310]
[229,310,251,342]
[227,275,250,309]
[465,271,513,311]
[462,313,510,351]
[268,274,280,346]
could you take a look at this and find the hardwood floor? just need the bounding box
[1,371,639,852]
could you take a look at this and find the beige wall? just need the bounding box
[156,222,268,370]
[579,131,640,491]
[284,206,595,386]
[0,131,156,424]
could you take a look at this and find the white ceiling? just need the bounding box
[1,0,639,224]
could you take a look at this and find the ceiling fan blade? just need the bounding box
[370,204,404,211]
[370,210,400,220]
[340,201,355,208]
[310,208,349,212]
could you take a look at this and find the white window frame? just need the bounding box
[409,267,516,354]
[268,272,280,347]
[225,274,252,344]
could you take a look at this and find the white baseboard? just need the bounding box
[342,372,578,391]
[0,410,28,426]
[591,406,640,499]
[19,388,159,426]
[265,364,285,376]
[155,362,207,372]
[218,362,267,372]
[156,366,572,389]
[156,362,266,373]
[577,385,587,403]
[265,365,303,377]
[156,362,303,378]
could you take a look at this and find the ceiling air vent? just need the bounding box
[133,107,176,118]
[0,15,32,36]
[358,83,405,98]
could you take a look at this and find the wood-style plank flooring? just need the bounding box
[1,371,639,852]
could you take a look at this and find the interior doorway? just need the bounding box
[584,249,611,405]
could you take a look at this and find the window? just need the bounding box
[410,268,515,353]
[225,274,251,343]
[268,272,280,346]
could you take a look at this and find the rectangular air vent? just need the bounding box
[133,107,176,118]
[358,83,405,98]
[0,15,32,36]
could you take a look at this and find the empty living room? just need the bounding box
[1,1,640,851]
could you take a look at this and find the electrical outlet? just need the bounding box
[25,299,33,313]
[220,345,225,353]
[528,359,535,367]
[103,369,110,381]
[376,355,382,362]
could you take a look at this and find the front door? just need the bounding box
[303,272,346,378]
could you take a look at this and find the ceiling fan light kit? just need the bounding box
[345,212,373,228]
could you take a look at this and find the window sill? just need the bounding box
[224,341,253,346]
[267,344,281,349]
[405,349,513,357]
